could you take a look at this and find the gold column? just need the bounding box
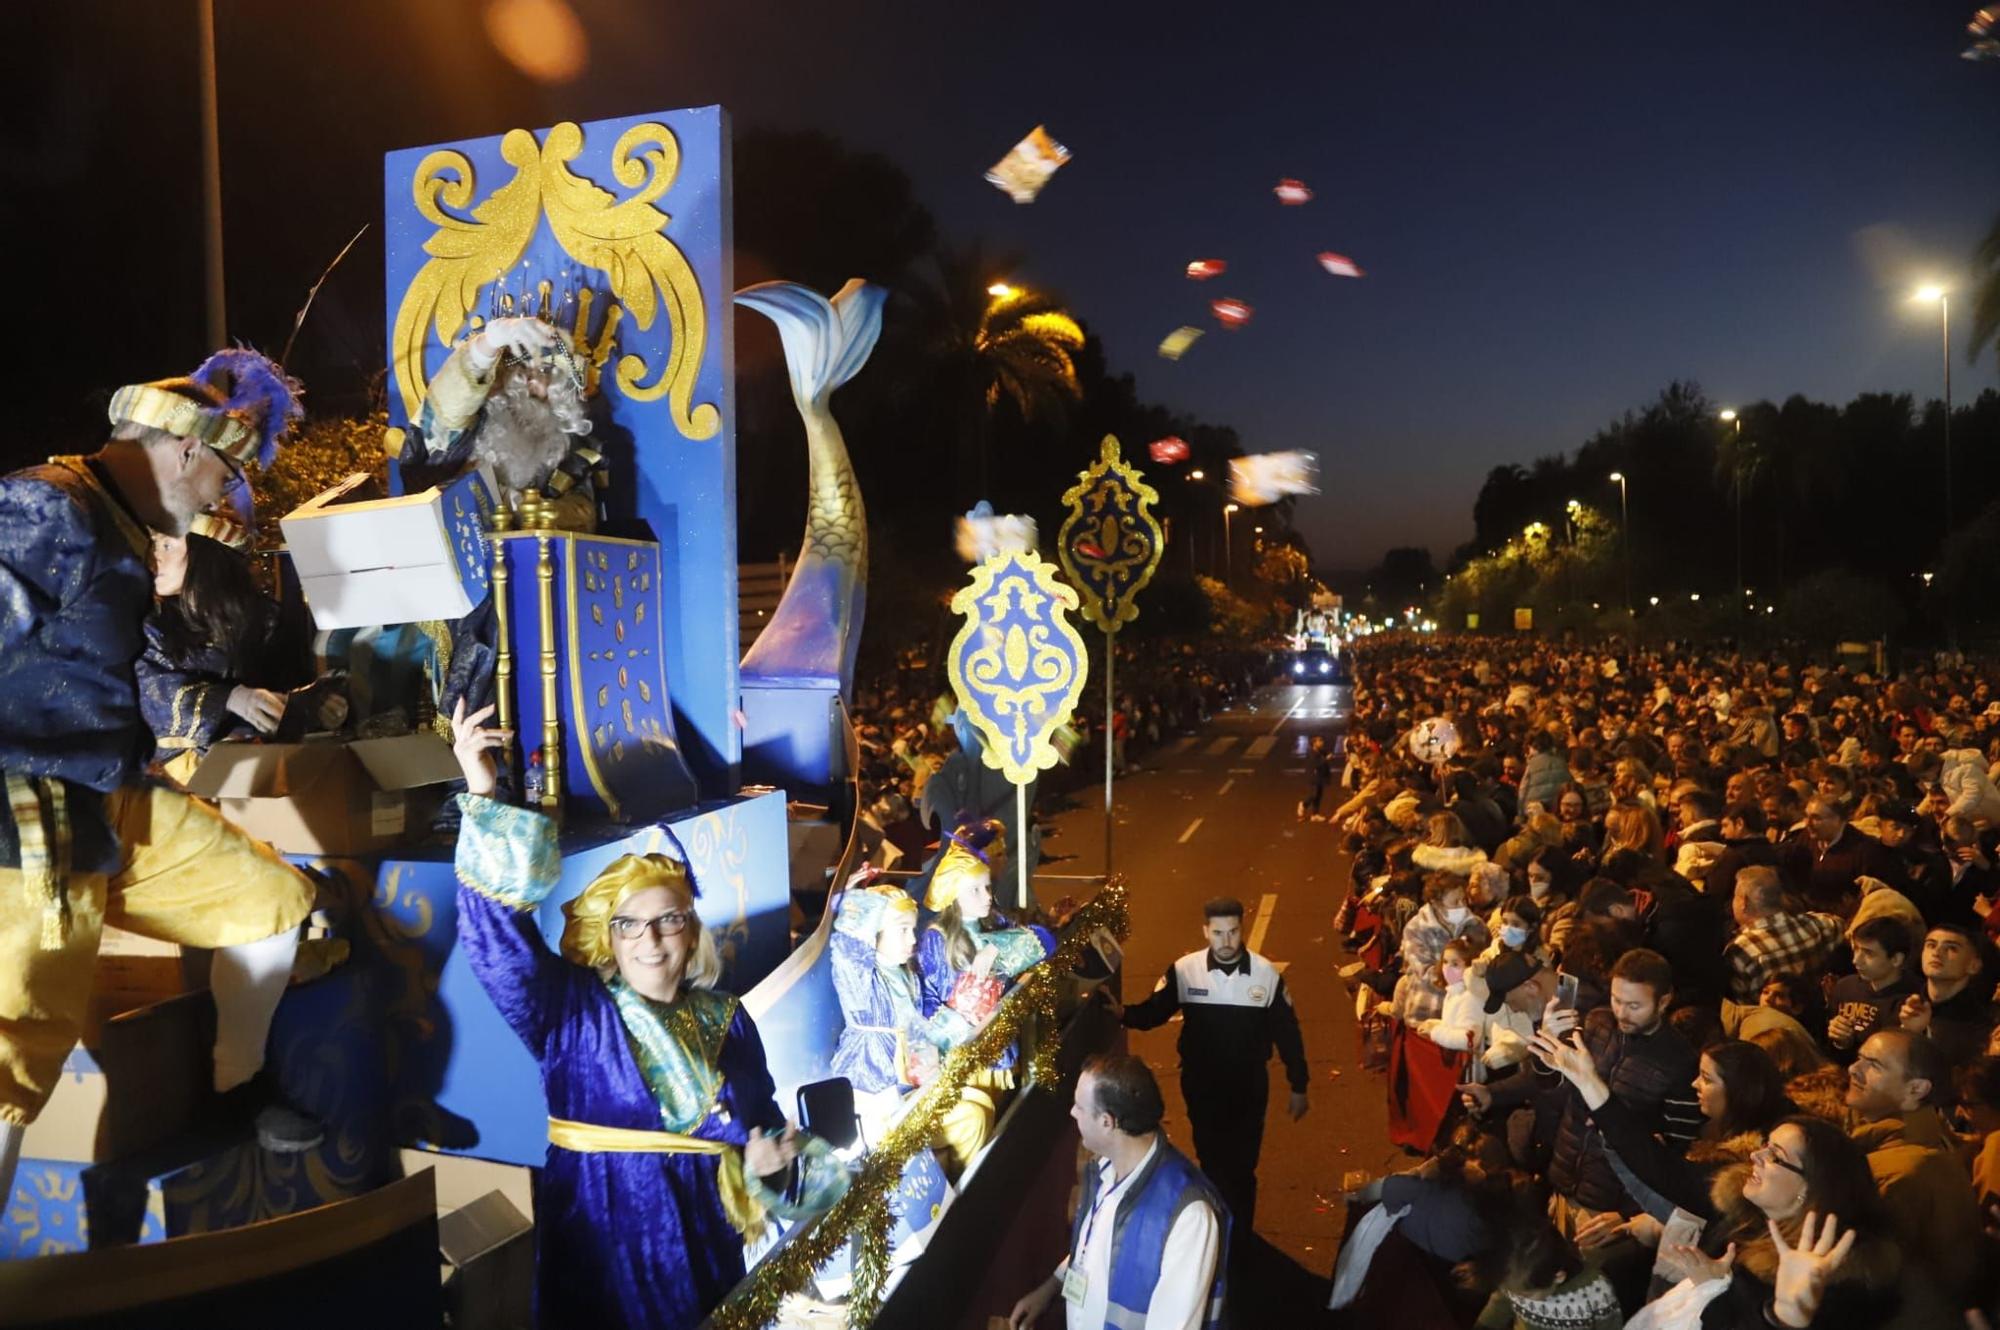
[536,534,563,817]
[491,534,516,770]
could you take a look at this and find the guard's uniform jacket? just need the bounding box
[1123,948,1308,1228]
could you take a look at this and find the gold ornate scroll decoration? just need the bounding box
[1056,434,1166,634]
[945,550,1090,787]
[391,121,720,441]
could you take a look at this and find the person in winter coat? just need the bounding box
[1518,730,1574,819]
[1940,747,2000,828]
[1395,874,1493,1024]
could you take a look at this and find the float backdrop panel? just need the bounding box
[382,106,740,792]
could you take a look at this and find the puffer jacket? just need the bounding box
[1546,1008,1700,1213]
[1941,748,2000,826]
[1517,750,1572,816]
[1851,1108,1983,1305]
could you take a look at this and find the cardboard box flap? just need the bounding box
[438,1191,532,1265]
[347,733,462,791]
[182,742,350,800]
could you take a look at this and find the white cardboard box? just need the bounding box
[282,469,496,629]
[184,734,463,856]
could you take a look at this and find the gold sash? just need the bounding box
[546,1117,761,1235]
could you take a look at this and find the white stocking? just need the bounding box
[0,1121,22,1219]
[210,929,298,1093]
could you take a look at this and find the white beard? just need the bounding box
[475,390,572,497]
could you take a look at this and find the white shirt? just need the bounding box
[1060,1138,1222,1330]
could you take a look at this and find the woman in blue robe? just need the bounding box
[914,831,1055,1083]
[830,880,993,1170]
[448,702,846,1330]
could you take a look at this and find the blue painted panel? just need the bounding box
[382,106,739,795]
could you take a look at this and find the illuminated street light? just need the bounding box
[1222,503,1240,582]
[1609,472,1632,615]
[1188,469,1205,481]
[1911,284,1953,643]
[1648,596,1660,607]
[986,282,1015,299]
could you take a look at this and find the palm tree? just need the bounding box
[1972,207,2000,376]
[902,244,1084,501]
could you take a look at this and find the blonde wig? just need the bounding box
[922,840,991,914]
[560,853,722,988]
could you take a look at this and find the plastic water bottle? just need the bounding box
[523,749,545,806]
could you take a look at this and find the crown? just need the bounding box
[470,262,623,398]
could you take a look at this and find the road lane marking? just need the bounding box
[1265,696,1303,736]
[1248,893,1278,953]
[1217,778,1234,796]
[1228,767,1255,773]
[1177,818,1203,843]
[1204,736,1237,756]
[1245,735,1277,760]
[1169,736,1198,754]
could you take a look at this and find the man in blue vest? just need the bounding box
[1008,1054,1226,1330]
[1112,896,1310,1229]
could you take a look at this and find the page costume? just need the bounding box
[453,794,846,1330]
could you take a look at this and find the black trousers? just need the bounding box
[1182,1071,1268,1231]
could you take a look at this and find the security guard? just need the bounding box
[1111,896,1308,1230]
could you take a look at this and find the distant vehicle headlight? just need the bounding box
[1292,661,1305,675]
[1319,660,1331,674]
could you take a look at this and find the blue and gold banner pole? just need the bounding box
[947,550,1090,911]
[1057,436,1165,884]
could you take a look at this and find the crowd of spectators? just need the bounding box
[1327,633,2000,1330]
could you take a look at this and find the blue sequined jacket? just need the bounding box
[0,457,156,871]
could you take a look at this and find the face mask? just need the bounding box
[1502,925,1530,949]
[1444,905,1470,925]
[1442,963,1466,987]
[1528,875,1551,899]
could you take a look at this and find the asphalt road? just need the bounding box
[1035,680,1402,1320]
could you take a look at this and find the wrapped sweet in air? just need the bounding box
[1157,326,1204,361]
[985,125,1072,203]
[1317,252,1365,278]
[954,500,1038,563]
[1148,436,1191,465]
[1185,259,1227,280]
[1229,451,1319,506]
[1273,178,1313,205]
[1210,298,1253,329]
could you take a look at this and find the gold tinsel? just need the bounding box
[710,878,1131,1330]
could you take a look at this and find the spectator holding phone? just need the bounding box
[1459,950,1700,1236]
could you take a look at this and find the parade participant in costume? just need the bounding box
[397,313,605,733]
[137,517,341,783]
[915,833,1056,1073]
[447,701,847,1330]
[0,359,322,1208]
[831,876,995,1172]
[398,313,604,533]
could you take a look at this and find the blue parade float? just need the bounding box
[0,106,1107,1329]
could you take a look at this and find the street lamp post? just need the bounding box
[1913,285,1953,645]
[1719,409,1743,603]
[1609,471,1631,615]
[1223,503,1240,583]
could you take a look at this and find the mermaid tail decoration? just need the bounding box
[735,279,886,694]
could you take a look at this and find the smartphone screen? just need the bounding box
[1554,971,1579,1010]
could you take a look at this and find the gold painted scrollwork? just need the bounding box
[391,121,720,441]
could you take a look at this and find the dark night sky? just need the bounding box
[8,1,1997,567]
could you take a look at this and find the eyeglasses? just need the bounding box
[609,909,697,940]
[1752,1142,1806,1177]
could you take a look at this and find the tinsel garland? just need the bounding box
[711,878,1131,1330]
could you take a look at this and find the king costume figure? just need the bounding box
[0,353,324,1207]
[447,700,848,1330]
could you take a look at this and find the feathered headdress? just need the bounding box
[954,500,1038,563]
[191,347,305,469]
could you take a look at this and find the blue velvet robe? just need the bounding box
[454,795,839,1330]
[913,915,1056,1073]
